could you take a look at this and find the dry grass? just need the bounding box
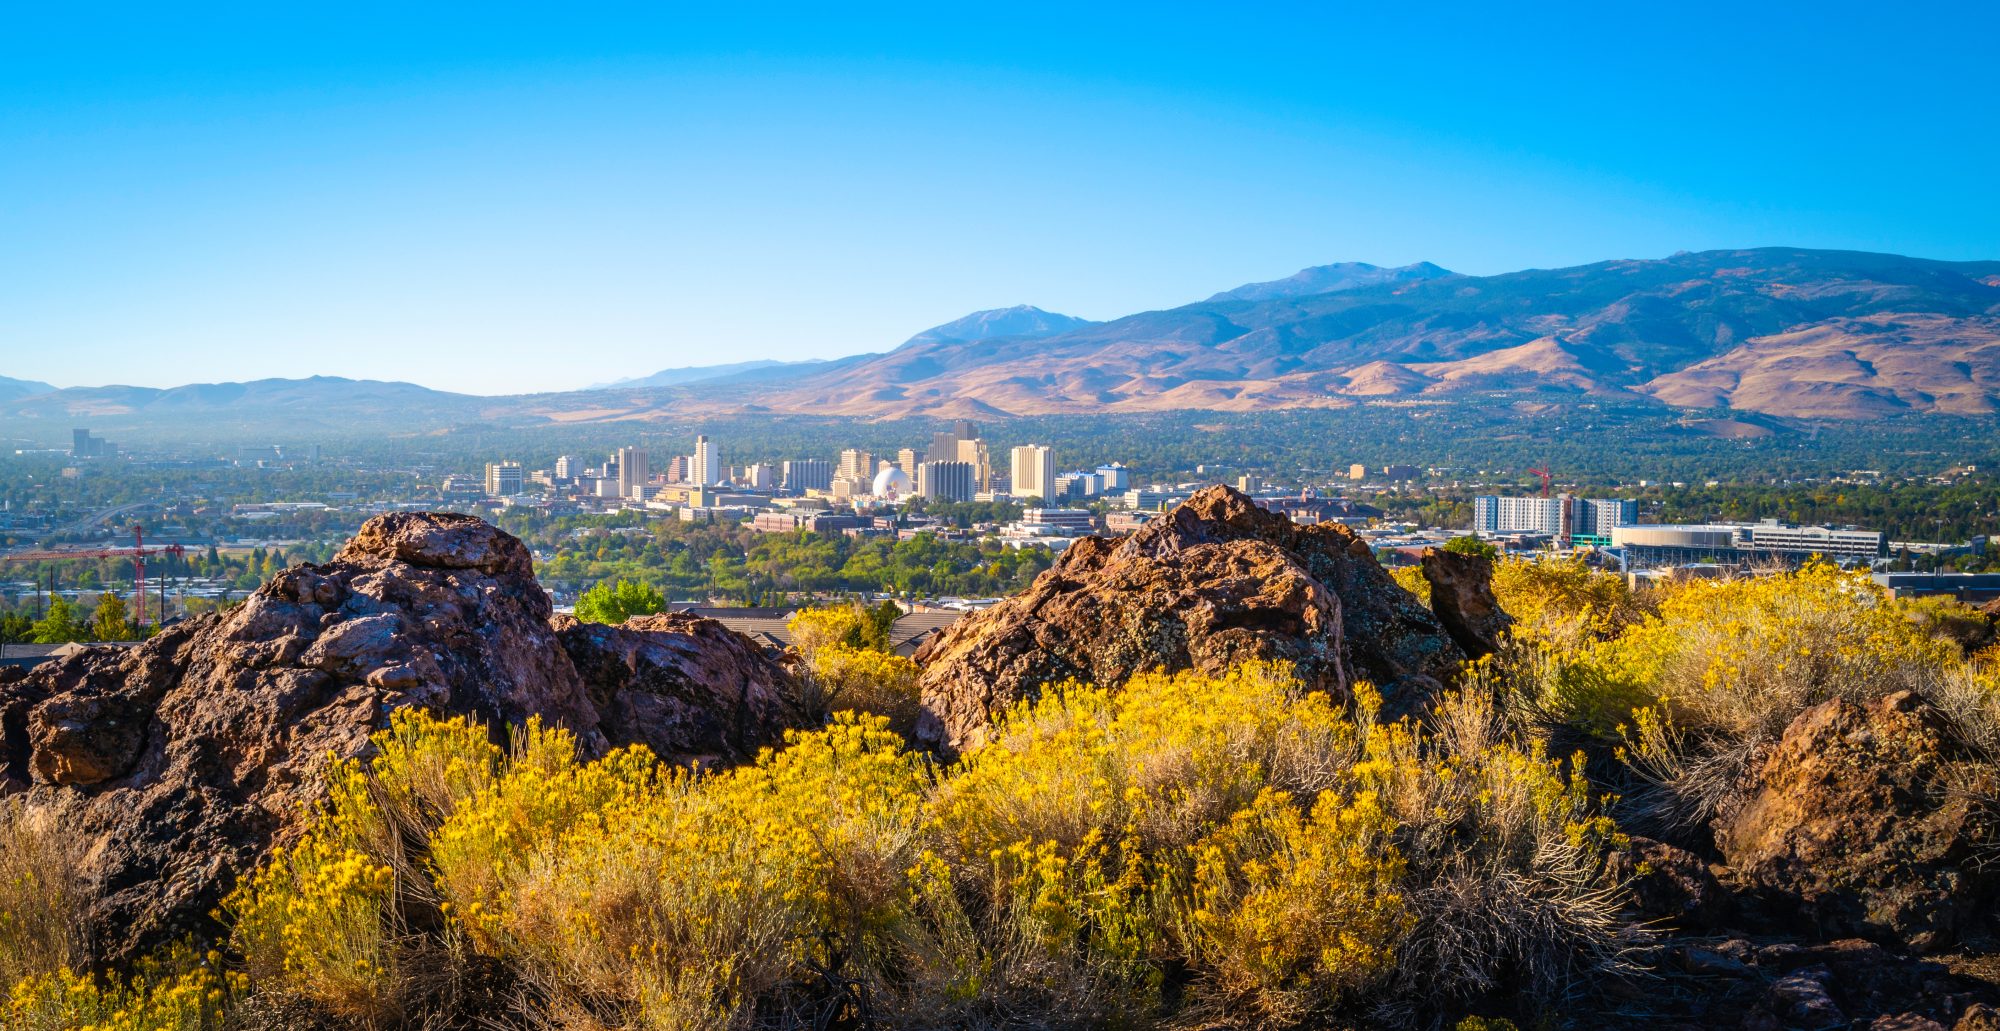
[0,799,90,986]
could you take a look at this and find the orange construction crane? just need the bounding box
[2,526,187,627]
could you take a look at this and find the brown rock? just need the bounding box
[1874,1015,1949,1031]
[554,612,803,768]
[1420,547,1513,659]
[1712,691,1999,952]
[0,512,799,964]
[914,485,1463,753]
[1604,835,1732,930]
[1957,1003,2000,1031]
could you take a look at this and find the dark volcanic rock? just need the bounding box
[1420,546,1513,660]
[555,612,802,767]
[913,485,1464,753]
[0,511,799,964]
[1712,691,1999,953]
[1604,835,1732,931]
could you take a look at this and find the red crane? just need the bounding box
[2,526,188,628]
[1526,465,1553,499]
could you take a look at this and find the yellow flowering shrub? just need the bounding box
[4,956,236,1031]
[1390,564,1430,606]
[224,830,396,1019]
[803,642,922,735]
[1177,788,1410,1022]
[220,706,501,1020]
[1489,555,1647,650]
[1350,687,1629,1012]
[433,711,929,1029]
[785,603,894,656]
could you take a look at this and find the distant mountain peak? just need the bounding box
[903,305,1096,347]
[1206,261,1455,304]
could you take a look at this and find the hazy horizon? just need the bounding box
[5,3,1997,394]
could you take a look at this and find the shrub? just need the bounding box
[5,954,236,1031]
[786,602,898,656]
[1489,555,1648,651]
[1356,688,1633,1023]
[1175,788,1410,1023]
[574,578,667,624]
[1609,563,1961,828]
[0,799,88,987]
[433,711,928,1029]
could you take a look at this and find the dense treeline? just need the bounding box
[498,510,1057,603]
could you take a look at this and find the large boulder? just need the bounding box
[555,612,802,767]
[1712,690,2000,952]
[0,512,798,964]
[914,485,1463,753]
[1419,547,1513,660]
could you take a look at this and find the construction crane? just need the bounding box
[1526,465,1553,498]
[1,526,188,628]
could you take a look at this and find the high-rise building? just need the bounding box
[838,449,874,481]
[1010,445,1056,499]
[782,459,833,493]
[897,448,924,473]
[1472,494,1637,539]
[484,461,525,497]
[690,435,718,485]
[745,463,776,490]
[553,455,577,480]
[615,446,647,497]
[928,420,978,460]
[70,428,109,458]
[918,460,976,502]
[1096,463,1130,491]
[956,438,993,491]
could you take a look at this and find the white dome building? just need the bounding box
[871,465,914,498]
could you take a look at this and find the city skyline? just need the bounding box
[6,4,1997,394]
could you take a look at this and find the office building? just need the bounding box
[553,455,577,480]
[615,446,647,497]
[1096,463,1130,491]
[1348,463,1368,480]
[1612,520,1884,565]
[1473,494,1636,540]
[1010,444,1057,500]
[782,459,833,493]
[484,461,525,497]
[744,463,776,490]
[838,448,874,481]
[897,447,924,472]
[690,435,718,486]
[918,460,976,502]
[1022,508,1094,532]
[929,420,978,460]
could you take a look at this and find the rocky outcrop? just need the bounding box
[0,512,799,964]
[1712,691,2000,952]
[913,485,1464,753]
[1419,547,1512,660]
[555,612,801,767]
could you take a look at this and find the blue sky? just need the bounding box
[3,3,1995,395]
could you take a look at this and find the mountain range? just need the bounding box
[5,248,1998,428]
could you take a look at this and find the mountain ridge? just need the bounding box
[1205,260,1455,303]
[6,249,1999,425]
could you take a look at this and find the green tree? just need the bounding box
[1443,535,1499,560]
[574,579,668,624]
[30,598,87,644]
[91,592,134,641]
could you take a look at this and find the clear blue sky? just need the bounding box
[3,2,1995,395]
